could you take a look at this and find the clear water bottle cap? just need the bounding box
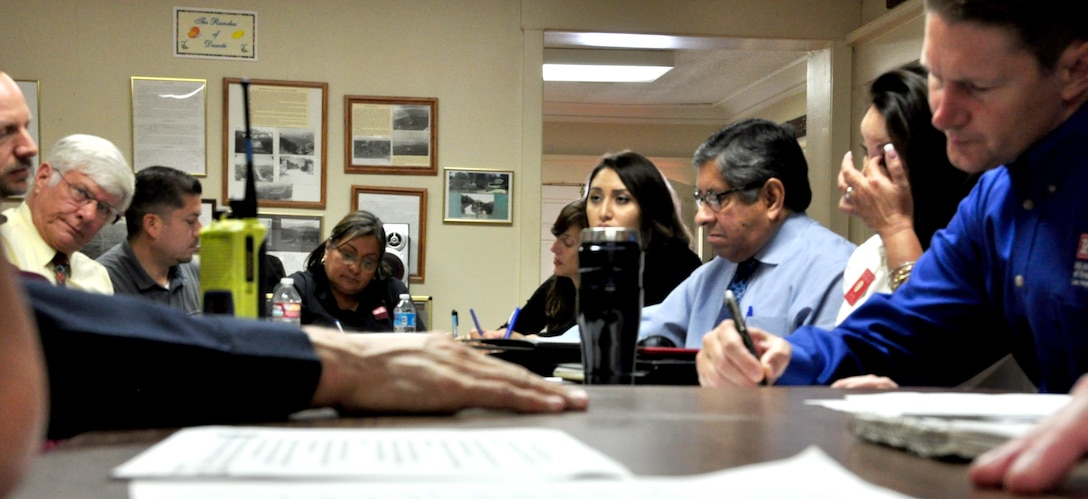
[280,277,294,286]
[399,293,411,300]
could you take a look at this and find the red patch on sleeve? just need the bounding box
[1078,234,1088,260]
[845,268,876,306]
[373,305,388,320]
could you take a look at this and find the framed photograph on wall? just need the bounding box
[352,186,427,283]
[256,213,325,277]
[223,78,327,209]
[344,95,437,176]
[443,168,513,224]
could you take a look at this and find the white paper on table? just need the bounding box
[128,446,913,499]
[112,426,631,482]
[532,324,580,343]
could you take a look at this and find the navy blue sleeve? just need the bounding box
[23,279,323,439]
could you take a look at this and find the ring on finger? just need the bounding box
[844,186,854,200]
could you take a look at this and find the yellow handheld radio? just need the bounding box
[199,79,268,318]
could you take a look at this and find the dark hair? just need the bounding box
[125,166,202,238]
[550,198,588,238]
[586,151,692,249]
[925,0,1088,71]
[870,62,977,249]
[545,199,587,331]
[304,210,389,280]
[692,119,812,213]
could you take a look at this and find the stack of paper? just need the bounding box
[115,427,914,498]
[113,427,631,482]
[807,392,1071,459]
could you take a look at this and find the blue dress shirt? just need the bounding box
[640,213,855,348]
[782,102,1088,394]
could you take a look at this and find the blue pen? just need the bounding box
[504,307,521,339]
[469,308,484,338]
[451,310,459,339]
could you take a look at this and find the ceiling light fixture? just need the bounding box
[542,48,674,83]
[543,64,672,82]
[571,33,678,50]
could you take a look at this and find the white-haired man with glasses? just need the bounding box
[1,133,134,293]
[639,119,856,348]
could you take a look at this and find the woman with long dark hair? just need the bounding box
[836,62,977,322]
[584,150,702,306]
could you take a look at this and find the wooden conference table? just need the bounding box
[12,386,1083,498]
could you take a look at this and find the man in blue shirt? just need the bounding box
[639,119,856,348]
[694,1,1088,493]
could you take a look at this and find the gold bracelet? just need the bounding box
[889,261,915,291]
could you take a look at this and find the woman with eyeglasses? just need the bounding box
[585,151,702,307]
[288,210,426,332]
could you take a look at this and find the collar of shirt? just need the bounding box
[119,239,179,292]
[1007,101,1088,201]
[750,212,820,268]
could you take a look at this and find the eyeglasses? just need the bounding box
[55,173,122,224]
[331,243,379,272]
[693,182,763,211]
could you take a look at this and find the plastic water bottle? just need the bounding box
[393,293,417,332]
[271,277,302,326]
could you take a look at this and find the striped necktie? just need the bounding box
[51,252,70,287]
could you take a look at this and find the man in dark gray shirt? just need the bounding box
[98,166,202,314]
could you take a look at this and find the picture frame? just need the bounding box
[352,186,427,283]
[175,7,257,61]
[344,96,437,176]
[256,213,325,277]
[199,198,217,228]
[443,168,513,224]
[223,78,327,209]
[131,77,207,176]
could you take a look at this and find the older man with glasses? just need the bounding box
[1,133,134,293]
[639,119,856,349]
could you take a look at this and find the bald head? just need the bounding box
[0,72,39,197]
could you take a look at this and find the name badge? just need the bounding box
[845,268,876,306]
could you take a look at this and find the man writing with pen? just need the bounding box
[699,1,1088,492]
[637,119,856,349]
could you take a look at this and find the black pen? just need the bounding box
[724,289,767,386]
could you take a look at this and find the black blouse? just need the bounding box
[510,239,701,336]
[289,266,426,332]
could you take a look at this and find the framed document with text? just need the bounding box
[223,78,327,209]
